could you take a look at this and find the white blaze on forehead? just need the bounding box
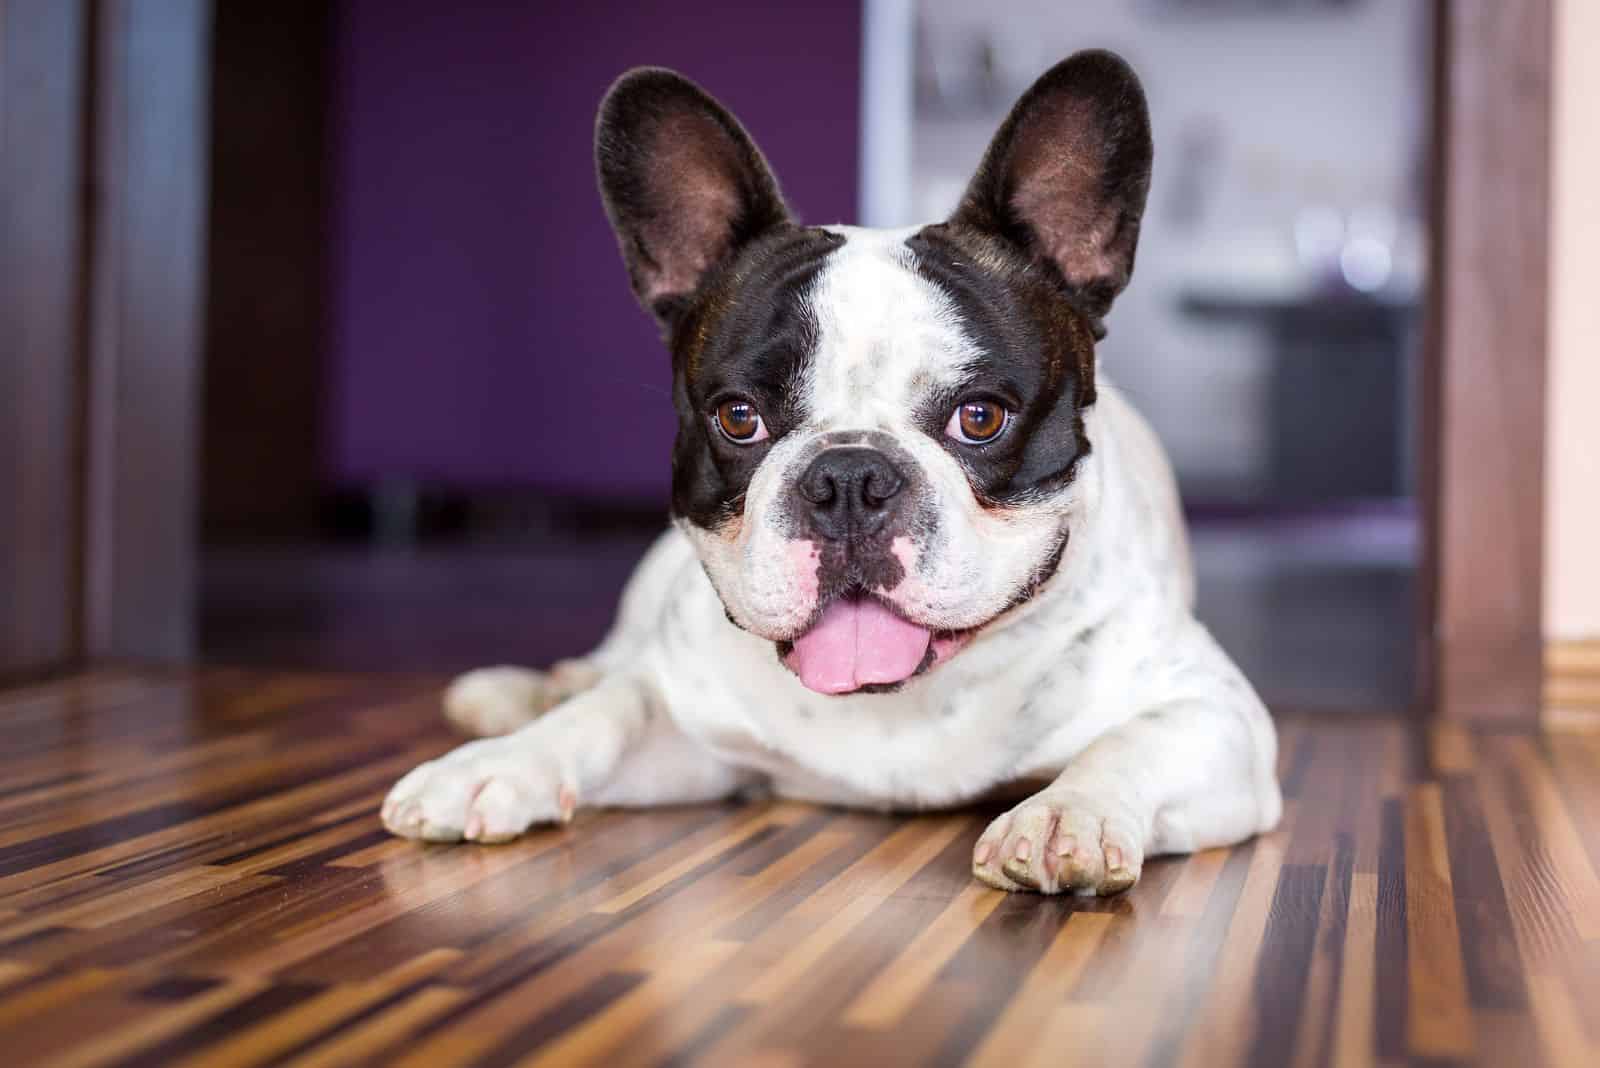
[802,226,981,428]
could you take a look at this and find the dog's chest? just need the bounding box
[644,577,1115,807]
[633,384,1186,807]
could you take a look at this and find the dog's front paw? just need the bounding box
[444,661,601,737]
[381,739,575,843]
[972,791,1144,896]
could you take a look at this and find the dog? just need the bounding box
[380,51,1282,896]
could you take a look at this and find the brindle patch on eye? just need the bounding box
[668,226,844,532]
[684,289,732,382]
[904,222,1099,507]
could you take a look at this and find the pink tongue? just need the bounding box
[786,598,932,695]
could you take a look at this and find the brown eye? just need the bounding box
[715,400,767,443]
[947,400,1009,444]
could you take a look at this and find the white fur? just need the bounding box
[382,227,1282,896]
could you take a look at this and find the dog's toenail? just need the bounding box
[975,842,993,865]
[1105,845,1123,869]
[1002,858,1039,888]
[1014,837,1032,861]
[1101,868,1136,895]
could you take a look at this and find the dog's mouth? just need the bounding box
[776,593,973,696]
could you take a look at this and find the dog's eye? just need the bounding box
[946,400,1010,445]
[715,400,768,443]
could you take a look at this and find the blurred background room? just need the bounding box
[192,0,1432,713]
[4,4,1596,1061]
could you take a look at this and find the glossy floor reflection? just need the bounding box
[0,671,1594,1066]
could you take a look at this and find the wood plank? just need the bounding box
[964,911,1112,1066]
[0,671,1590,1065]
[1404,782,1476,1059]
[1545,639,1600,720]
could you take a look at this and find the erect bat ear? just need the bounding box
[595,68,791,327]
[951,50,1153,332]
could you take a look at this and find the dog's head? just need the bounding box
[596,52,1151,695]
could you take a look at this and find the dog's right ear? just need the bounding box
[596,69,791,328]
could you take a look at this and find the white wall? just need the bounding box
[901,0,1427,496]
[1546,0,1600,640]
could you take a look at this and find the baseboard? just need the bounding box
[1545,639,1600,727]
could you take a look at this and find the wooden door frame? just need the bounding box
[0,0,210,677]
[0,0,91,678]
[82,0,212,663]
[1421,0,1552,723]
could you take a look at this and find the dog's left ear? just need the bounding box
[951,50,1152,330]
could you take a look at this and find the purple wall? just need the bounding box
[327,1,863,500]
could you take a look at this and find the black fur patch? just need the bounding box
[949,49,1153,333]
[905,223,1099,507]
[667,226,844,530]
[595,68,791,328]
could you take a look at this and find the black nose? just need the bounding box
[797,447,906,540]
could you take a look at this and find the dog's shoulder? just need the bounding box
[1083,379,1195,611]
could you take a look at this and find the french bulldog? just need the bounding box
[381,51,1282,895]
